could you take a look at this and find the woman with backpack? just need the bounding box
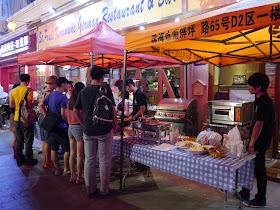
[67,82,85,184]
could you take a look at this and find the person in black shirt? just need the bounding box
[124,79,148,171]
[125,79,147,122]
[239,73,275,208]
[74,66,117,198]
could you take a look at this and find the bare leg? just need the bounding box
[42,141,46,161]
[69,139,77,179]
[45,142,51,162]
[64,151,70,173]
[12,131,16,158]
[51,150,62,175]
[77,140,84,179]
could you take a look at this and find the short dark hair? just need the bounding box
[125,79,135,87]
[68,82,85,110]
[114,79,123,87]
[118,85,129,99]
[248,73,270,92]
[90,66,105,80]
[56,77,72,87]
[19,74,30,82]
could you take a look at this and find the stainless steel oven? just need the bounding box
[207,100,253,126]
[155,98,198,136]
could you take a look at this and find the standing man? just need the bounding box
[74,66,117,198]
[238,73,275,208]
[125,79,147,172]
[38,76,57,168]
[125,79,147,122]
[40,77,71,176]
[10,74,38,165]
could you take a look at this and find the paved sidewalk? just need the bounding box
[0,129,279,210]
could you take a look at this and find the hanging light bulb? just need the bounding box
[7,21,17,31]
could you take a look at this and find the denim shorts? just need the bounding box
[68,124,83,141]
[38,114,53,144]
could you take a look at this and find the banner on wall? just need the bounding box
[0,29,37,60]
[38,0,183,50]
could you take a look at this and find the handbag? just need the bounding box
[19,88,38,127]
[40,111,61,132]
[39,92,61,132]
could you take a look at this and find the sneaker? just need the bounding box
[16,158,26,165]
[234,191,250,201]
[87,191,97,198]
[243,199,267,208]
[100,192,110,199]
[26,159,38,165]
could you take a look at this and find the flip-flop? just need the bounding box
[63,170,71,176]
[76,177,85,184]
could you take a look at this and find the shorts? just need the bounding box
[38,114,53,144]
[49,127,70,152]
[68,124,83,141]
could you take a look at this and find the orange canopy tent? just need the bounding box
[124,0,280,67]
[17,21,180,69]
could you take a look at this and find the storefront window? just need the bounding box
[141,69,158,91]
[2,0,35,19]
[33,69,45,97]
[9,72,20,85]
[163,67,180,98]
[127,70,136,79]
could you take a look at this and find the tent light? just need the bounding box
[63,65,71,71]
[49,7,56,14]
[139,26,145,31]
[36,65,47,70]
[175,18,180,22]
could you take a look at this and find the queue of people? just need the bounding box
[4,69,275,208]
[7,66,149,199]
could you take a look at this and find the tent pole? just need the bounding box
[102,54,104,68]
[120,50,128,191]
[270,26,273,59]
[185,64,188,99]
[90,52,94,68]
[217,56,222,100]
[18,65,21,76]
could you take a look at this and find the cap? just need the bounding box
[45,75,57,84]
[56,77,73,86]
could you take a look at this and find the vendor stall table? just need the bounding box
[112,136,255,209]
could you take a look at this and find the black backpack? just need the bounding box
[92,85,114,133]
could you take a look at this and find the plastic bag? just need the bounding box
[196,130,222,146]
[225,126,244,158]
[170,128,179,144]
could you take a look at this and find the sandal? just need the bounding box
[70,177,77,183]
[76,177,85,184]
[43,161,55,168]
[63,170,71,176]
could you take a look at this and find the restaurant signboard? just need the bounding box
[38,0,183,50]
[0,29,37,60]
